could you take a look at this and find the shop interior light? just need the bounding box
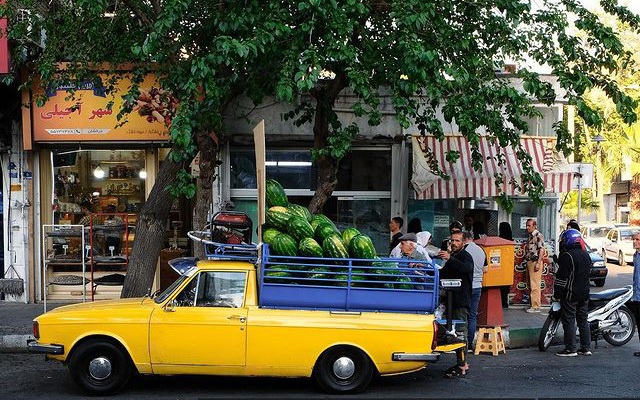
[138,168,147,179]
[93,164,105,179]
[265,161,312,167]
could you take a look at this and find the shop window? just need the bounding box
[230,148,391,192]
[230,150,313,189]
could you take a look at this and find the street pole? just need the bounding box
[576,163,582,226]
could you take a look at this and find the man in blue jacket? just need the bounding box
[554,228,591,357]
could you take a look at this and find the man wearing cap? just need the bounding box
[398,233,427,261]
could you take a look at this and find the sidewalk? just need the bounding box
[0,301,550,353]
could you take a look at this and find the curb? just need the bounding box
[0,334,33,353]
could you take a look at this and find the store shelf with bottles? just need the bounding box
[42,225,88,311]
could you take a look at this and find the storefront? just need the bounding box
[222,141,397,253]
[408,134,575,307]
[24,72,177,303]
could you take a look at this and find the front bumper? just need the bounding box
[27,339,64,355]
[392,352,440,362]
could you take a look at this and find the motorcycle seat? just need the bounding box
[590,287,630,301]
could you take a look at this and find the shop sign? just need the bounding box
[31,73,176,142]
[433,215,450,228]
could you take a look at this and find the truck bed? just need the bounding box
[204,243,439,314]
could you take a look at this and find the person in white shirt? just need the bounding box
[463,230,487,351]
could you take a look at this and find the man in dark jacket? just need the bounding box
[438,230,474,377]
[554,228,592,357]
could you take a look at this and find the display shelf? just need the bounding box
[42,224,87,312]
[88,213,131,301]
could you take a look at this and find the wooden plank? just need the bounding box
[253,120,266,243]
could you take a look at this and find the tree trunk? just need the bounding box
[307,74,347,214]
[120,152,191,298]
[192,130,219,259]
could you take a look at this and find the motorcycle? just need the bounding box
[538,284,636,351]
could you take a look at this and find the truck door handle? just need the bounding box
[227,315,246,323]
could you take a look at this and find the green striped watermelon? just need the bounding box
[348,234,377,259]
[315,223,340,244]
[287,215,315,241]
[298,237,324,258]
[262,228,282,245]
[266,179,288,207]
[323,234,349,259]
[271,233,298,256]
[264,265,291,283]
[307,267,330,280]
[265,206,291,230]
[342,227,361,248]
[311,214,338,231]
[287,203,312,222]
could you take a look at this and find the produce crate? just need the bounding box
[258,245,439,313]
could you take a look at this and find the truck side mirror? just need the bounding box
[164,300,177,312]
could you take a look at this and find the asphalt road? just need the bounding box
[3,342,640,400]
[4,260,634,399]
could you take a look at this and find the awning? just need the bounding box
[411,135,574,200]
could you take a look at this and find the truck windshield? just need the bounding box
[155,275,189,304]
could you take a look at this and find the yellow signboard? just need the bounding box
[31,74,175,142]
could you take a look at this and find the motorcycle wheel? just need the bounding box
[603,306,636,346]
[538,315,561,351]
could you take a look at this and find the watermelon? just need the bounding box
[315,223,340,244]
[307,267,331,280]
[287,215,315,241]
[395,276,413,290]
[323,234,349,259]
[266,179,288,207]
[311,214,338,230]
[262,228,282,245]
[264,265,291,283]
[298,237,324,258]
[271,233,298,256]
[349,234,377,259]
[341,227,361,248]
[288,203,312,222]
[265,206,291,230]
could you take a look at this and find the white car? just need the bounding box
[580,223,614,253]
[602,226,640,265]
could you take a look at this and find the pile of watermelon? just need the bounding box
[262,179,377,260]
[261,179,424,289]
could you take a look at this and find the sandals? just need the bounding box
[443,365,467,379]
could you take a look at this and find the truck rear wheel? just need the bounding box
[68,339,132,395]
[313,346,373,394]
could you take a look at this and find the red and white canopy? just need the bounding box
[411,135,574,200]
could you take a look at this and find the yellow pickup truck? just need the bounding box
[28,244,460,395]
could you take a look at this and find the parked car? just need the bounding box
[602,226,640,265]
[587,244,608,287]
[580,223,613,252]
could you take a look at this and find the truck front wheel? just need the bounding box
[313,346,374,394]
[68,339,132,395]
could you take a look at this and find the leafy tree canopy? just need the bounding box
[2,0,639,211]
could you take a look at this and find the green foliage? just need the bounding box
[3,0,640,206]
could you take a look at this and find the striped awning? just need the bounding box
[411,135,574,200]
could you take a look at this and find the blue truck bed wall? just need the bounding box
[202,242,439,313]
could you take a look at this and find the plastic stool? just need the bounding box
[474,325,507,356]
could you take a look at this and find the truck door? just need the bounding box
[149,270,248,367]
